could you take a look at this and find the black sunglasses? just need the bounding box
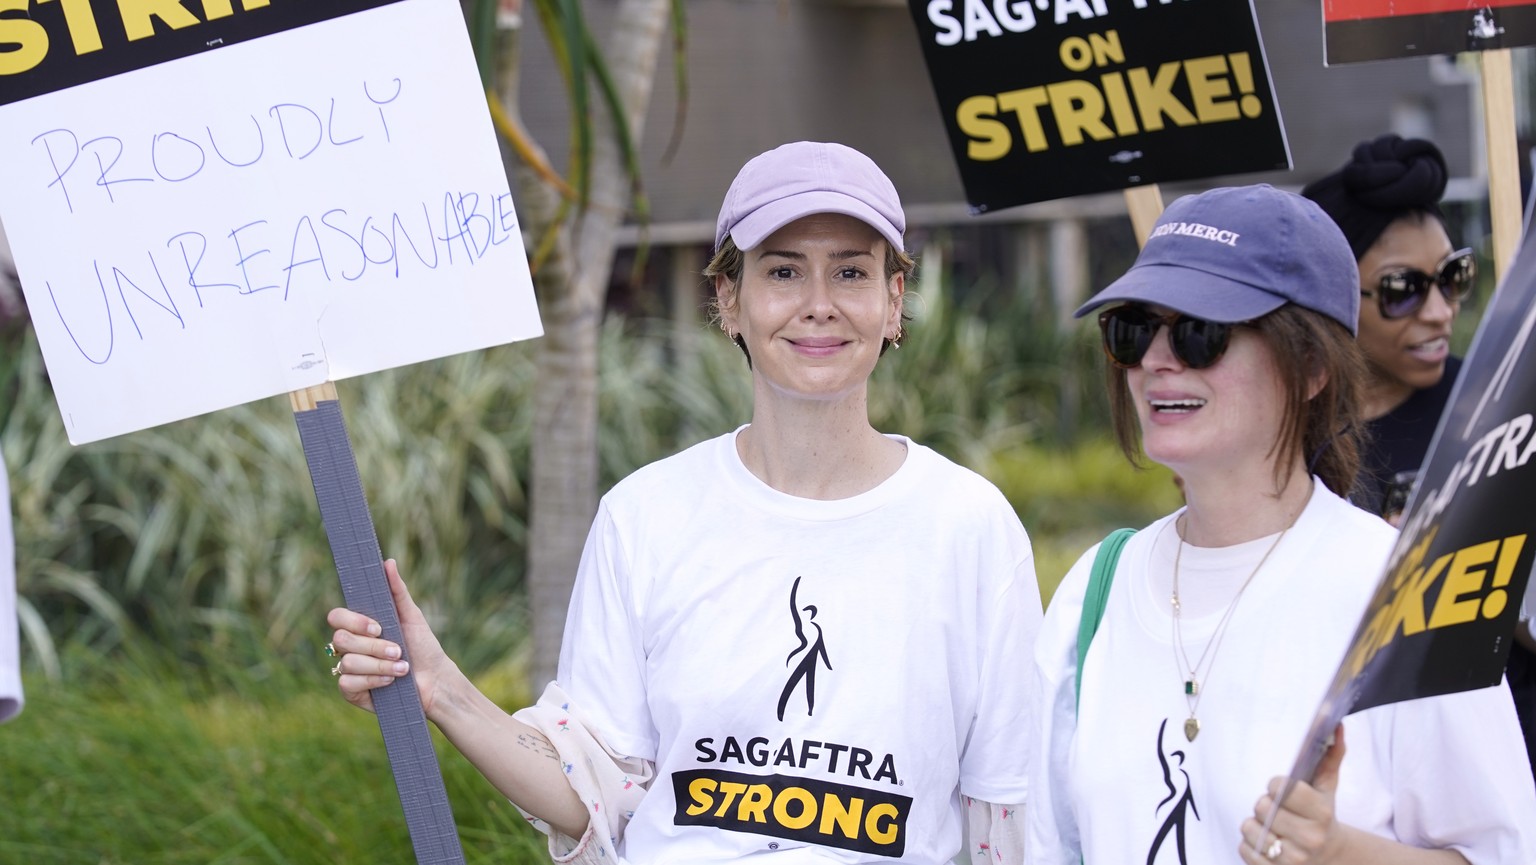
[1097,304,1238,370]
[1362,248,1476,320]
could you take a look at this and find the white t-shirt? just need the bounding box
[557,429,1041,864]
[0,450,20,723]
[1028,481,1536,865]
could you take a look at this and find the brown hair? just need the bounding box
[704,234,916,364]
[1105,304,1369,496]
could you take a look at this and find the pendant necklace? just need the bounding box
[1170,514,1290,742]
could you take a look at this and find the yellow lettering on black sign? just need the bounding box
[0,0,272,76]
[954,27,1266,161]
[1341,530,1528,681]
[673,768,911,856]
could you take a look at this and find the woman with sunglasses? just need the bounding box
[1301,134,1474,521]
[1027,184,1536,865]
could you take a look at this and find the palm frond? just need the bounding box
[660,0,689,166]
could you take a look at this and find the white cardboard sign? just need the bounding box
[0,0,541,444]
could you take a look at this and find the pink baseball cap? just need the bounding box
[714,141,906,254]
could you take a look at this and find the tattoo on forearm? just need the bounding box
[516,733,560,762]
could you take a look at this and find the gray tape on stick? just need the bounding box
[296,399,466,865]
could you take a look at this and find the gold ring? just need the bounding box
[1264,838,1283,861]
[324,642,337,658]
[330,662,342,677]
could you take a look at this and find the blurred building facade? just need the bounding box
[512,0,1515,323]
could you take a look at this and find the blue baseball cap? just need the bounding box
[1074,184,1360,335]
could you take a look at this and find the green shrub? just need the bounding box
[4,328,536,682]
[983,437,1183,603]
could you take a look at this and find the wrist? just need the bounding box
[423,662,472,726]
[1325,822,1365,864]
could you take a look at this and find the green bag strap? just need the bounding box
[1075,528,1136,711]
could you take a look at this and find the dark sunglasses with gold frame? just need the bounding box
[1362,248,1476,320]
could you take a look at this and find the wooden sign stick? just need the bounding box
[1481,48,1522,280]
[291,382,466,865]
[1125,184,1167,249]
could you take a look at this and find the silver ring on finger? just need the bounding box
[1264,838,1283,861]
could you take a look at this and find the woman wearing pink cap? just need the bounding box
[326,142,1042,864]
[1029,184,1535,865]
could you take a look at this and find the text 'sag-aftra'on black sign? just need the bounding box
[906,0,1291,212]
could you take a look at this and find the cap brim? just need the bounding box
[1073,263,1289,323]
[728,191,903,253]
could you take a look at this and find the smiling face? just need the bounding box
[1127,306,1290,481]
[716,213,903,406]
[1356,214,1458,414]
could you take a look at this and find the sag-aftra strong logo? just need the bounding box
[778,576,833,721]
[673,767,912,856]
[672,576,912,855]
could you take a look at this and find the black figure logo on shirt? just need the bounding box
[1146,718,1200,865]
[777,576,833,721]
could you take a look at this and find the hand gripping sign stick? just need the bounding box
[292,382,467,865]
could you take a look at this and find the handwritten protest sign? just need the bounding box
[1277,219,1536,801]
[3,2,537,860]
[0,0,541,444]
[905,0,1289,211]
[1323,0,1536,65]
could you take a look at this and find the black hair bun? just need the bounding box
[1341,134,1448,211]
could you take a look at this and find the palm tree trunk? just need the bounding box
[505,0,671,686]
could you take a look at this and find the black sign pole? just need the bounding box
[292,383,466,865]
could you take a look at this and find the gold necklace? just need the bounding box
[1170,515,1290,742]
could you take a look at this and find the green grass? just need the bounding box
[0,647,548,865]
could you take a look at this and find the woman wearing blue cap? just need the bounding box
[326,142,1041,864]
[1028,185,1536,864]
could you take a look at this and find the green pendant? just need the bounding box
[1184,679,1199,695]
